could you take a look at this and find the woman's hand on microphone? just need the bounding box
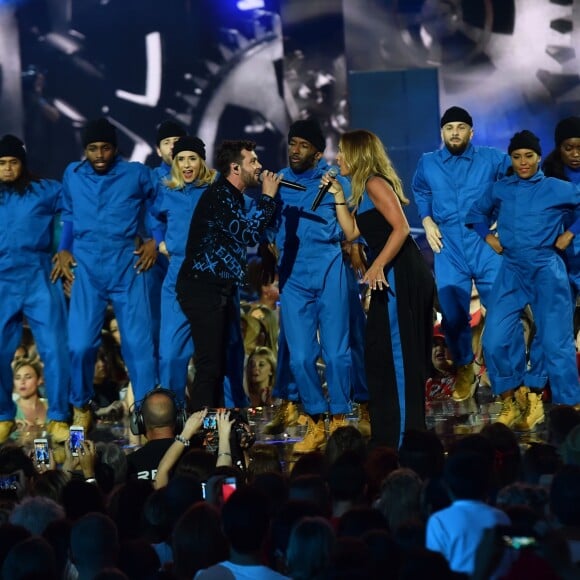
[321,172,344,200]
[260,170,282,198]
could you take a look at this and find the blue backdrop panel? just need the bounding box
[348,68,440,230]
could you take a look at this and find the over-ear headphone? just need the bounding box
[130,387,187,436]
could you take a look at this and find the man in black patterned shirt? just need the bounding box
[176,140,281,411]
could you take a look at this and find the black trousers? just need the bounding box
[176,274,238,411]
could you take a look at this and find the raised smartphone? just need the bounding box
[69,425,85,457]
[34,438,50,465]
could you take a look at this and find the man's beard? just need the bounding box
[445,140,469,156]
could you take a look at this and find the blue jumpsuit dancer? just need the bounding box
[466,130,580,415]
[0,135,70,443]
[58,119,157,427]
[412,106,512,400]
[268,119,353,452]
[542,116,580,298]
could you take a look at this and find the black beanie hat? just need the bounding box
[156,120,187,145]
[555,116,580,147]
[171,136,206,160]
[440,106,473,128]
[0,135,26,164]
[508,130,542,156]
[288,119,325,152]
[82,118,117,148]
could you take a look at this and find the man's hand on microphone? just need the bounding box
[261,171,282,198]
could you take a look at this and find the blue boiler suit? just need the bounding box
[466,170,580,404]
[268,162,352,416]
[0,180,70,421]
[145,163,171,362]
[151,181,205,404]
[412,144,511,366]
[562,168,580,297]
[62,157,157,406]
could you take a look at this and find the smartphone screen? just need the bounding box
[0,473,19,491]
[201,481,207,500]
[502,535,537,550]
[203,412,217,430]
[222,477,237,502]
[34,438,50,465]
[69,426,85,456]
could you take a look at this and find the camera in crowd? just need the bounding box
[202,408,256,458]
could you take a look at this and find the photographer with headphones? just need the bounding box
[127,388,189,480]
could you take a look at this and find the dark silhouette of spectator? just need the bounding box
[174,448,216,482]
[31,469,69,503]
[43,518,72,580]
[327,450,368,520]
[93,569,130,580]
[375,468,423,532]
[117,539,161,580]
[480,422,522,489]
[247,444,283,482]
[108,479,154,542]
[324,426,367,467]
[286,516,336,580]
[420,476,452,520]
[328,536,372,579]
[268,500,325,575]
[251,472,289,516]
[364,446,398,503]
[0,523,31,570]
[95,442,128,495]
[157,473,204,564]
[289,475,332,519]
[171,503,228,579]
[398,429,445,480]
[61,479,106,521]
[1,536,57,580]
[9,495,65,535]
[548,405,580,448]
[393,519,426,555]
[520,443,561,485]
[399,547,456,580]
[337,506,388,538]
[70,513,120,580]
[289,451,326,480]
[362,529,402,580]
[549,464,580,563]
[196,486,287,579]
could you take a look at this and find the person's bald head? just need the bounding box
[141,391,177,431]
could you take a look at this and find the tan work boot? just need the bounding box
[72,406,92,431]
[514,386,530,412]
[356,402,371,438]
[452,362,477,402]
[329,413,349,436]
[0,420,15,444]
[514,392,545,431]
[263,400,299,435]
[47,420,70,444]
[495,396,521,428]
[293,416,326,453]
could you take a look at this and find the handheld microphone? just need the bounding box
[259,172,306,191]
[311,168,338,211]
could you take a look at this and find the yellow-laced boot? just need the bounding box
[514,392,545,431]
[452,363,477,402]
[293,416,326,454]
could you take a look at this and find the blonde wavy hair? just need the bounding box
[164,154,216,190]
[339,129,409,208]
